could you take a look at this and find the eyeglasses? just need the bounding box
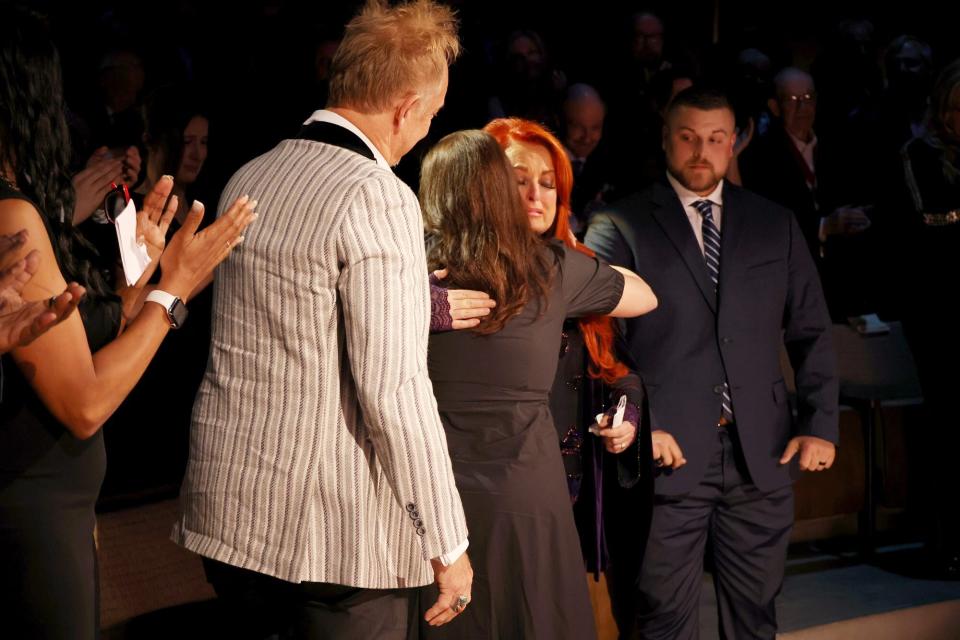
[782,92,817,105]
[102,182,131,224]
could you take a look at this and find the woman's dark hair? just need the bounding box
[928,59,960,140]
[0,5,110,296]
[143,84,209,180]
[420,129,554,335]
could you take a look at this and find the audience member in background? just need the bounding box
[487,29,566,131]
[72,47,147,165]
[738,67,877,318]
[811,18,883,143]
[138,86,212,222]
[561,84,618,232]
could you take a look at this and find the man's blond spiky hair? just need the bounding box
[328,0,460,112]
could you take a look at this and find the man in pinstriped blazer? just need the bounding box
[171,2,473,637]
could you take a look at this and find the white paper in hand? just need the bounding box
[114,199,152,286]
[591,395,628,435]
[848,313,890,336]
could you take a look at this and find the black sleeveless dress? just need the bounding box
[0,179,121,639]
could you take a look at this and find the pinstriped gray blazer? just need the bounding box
[171,126,468,588]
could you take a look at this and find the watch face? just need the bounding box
[169,298,188,328]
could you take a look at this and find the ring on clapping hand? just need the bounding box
[452,594,470,613]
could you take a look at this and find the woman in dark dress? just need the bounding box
[418,129,657,639]
[0,8,255,638]
[896,58,960,577]
[485,118,657,628]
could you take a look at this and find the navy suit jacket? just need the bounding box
[585,180,838,494]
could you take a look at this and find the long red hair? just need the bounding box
[484,117,629,384]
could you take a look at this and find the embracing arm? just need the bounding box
[608,266,657,318]
[583,214,656,318]
[428,269,495,332]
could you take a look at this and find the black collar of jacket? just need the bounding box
[297,121,376,162]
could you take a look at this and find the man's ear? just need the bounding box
[394,92,421,130]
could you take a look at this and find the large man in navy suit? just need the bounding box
[585,87,838,640]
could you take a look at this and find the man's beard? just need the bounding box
[667,161,720,194]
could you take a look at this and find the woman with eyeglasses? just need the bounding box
[0,8,256,638]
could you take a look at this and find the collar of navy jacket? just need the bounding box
[649,180,747,316]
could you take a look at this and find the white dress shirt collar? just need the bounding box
[665,171,725,255]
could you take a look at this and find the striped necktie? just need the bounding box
[693,199,734,422]
[693,199,721,291]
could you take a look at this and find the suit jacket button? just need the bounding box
[713,384,724,394]
[416,527,427,536]
[406,503,416,512]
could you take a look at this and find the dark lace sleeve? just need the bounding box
[606,371,648,489]
[429,273,453,333]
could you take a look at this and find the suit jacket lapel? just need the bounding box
[718,183,746,302]
[650,183,717,314]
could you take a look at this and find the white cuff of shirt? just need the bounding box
[437,538,469,566]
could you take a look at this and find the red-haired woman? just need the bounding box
[420,129,656,638]
[484,117,658,632]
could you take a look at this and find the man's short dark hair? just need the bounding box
[665,86,734,119]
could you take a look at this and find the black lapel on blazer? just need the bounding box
[298,121,376,162]
[649,182,717,314]
[718,182,746,301]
